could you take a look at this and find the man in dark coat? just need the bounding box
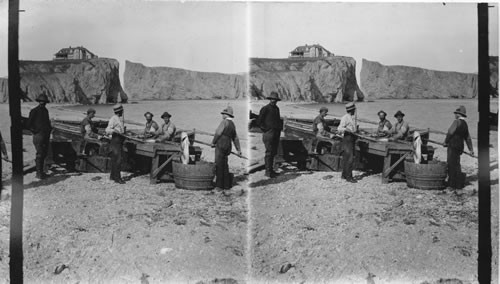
[27,93,52,179]
[257,91,282,178]
[444,105,474,189]
[212,106,241,190]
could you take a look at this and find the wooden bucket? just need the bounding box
[404,159,447,190]
[172,161,215,190]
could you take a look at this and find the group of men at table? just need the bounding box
[257,91,474,189]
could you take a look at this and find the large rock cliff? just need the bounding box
[360,59,481,99]
[123,61,247,100]
[0,58,127,104]
[249,57,364,102]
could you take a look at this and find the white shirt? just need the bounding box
[338,113,357,135]
[105,115,125,135]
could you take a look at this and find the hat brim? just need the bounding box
[346,107,356,111]
[36,98,49,103]
[454,111,467,117]
[394,113,405,117]
[266,97,281,101]
[221,111,234,117]
[377,111,387,116]
[161,114,171,118]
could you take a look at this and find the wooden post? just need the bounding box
[150,148,160,184]
[8,0,24,282]
[477,3,491,283]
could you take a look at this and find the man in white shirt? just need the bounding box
[105,104,126,184]
[337,102,358,183]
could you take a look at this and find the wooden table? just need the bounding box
[124,141,202,184]
[355,136,414,183]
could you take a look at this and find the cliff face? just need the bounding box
[124,61,247,100]
[0,58,127,104]
[249,57,364,102]
[360,59,481,99]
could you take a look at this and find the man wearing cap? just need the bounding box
[338,102,358,183]
[143,112,159,138]
[27,93,52,179]
[156,112,176,143]
[212,106,242,190]
[377,110,392,136]
[105,104,126,184]
[257,91,282,178]
[313,107,332,137]
[81,108,102,140]
[390,110,409,140]
[444,106,474,189]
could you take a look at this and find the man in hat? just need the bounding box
[212,106,242,190]
[105,104,126,184]
[156,112,176,142]
[377,110,392,136]
[27,93,52,179]
[143,112,159,138]
[338,102,358,183]
[81,108,102,140]
[390,110,409,140]
[313,107,332,138]
[257,91,282,178]
[444,105,474,189]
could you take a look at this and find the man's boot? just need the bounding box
[35,158,46,179]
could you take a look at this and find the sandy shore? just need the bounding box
[249,100,498,283]
[0,102,248,283]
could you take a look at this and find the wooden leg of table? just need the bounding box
[150,153,159,185]
[382,154,391,184]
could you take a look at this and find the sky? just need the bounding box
[250,2,499,78]
[0,1,498,80]
[0,0,248,78]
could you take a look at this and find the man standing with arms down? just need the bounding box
[106,104,126,184]
[338,102,358,183]
[444,106,474,190]
[27,93,52,179]
[212,106,241,190]
[257,91,282,178]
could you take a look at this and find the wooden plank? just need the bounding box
[383,151,412,177]
[151,154,177,178]
[150,150,160,184]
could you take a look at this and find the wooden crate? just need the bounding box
[310,153,342,172]
[77,156,111,173]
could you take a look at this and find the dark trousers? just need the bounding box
[447,147,462,189]
[262,129,281,174]
[215,147,231,189]
[33,133,50,176]
[342,133,356,179]
[110,133,124,181]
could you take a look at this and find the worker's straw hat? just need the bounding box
[35,93,49,103]
[319,107,329,113]
[394,110,405,118]
[377,110,387,116]
[161,112,172,118]
[266,91,281,101]
[87,108,96,115]
[345,102,356,112]
[221,106,234,118]
[144,112,154,118]
[113,104,123,113]
[454,106,467,117]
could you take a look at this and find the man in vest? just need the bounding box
[212,106,242,190]
[390,110,409,141]
[81,108,102,140]
[338,102,358,183]
[377,110,392,136]
[156,112,177,142]
[257,91,282,178]
[27,93,52,179]
[444,106,474,189]
[313,107,331,137]
[105,104,126,184]
[143,112,159,138]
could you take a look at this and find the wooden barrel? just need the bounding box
[404,160,447,190]
[172,161,215,190]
